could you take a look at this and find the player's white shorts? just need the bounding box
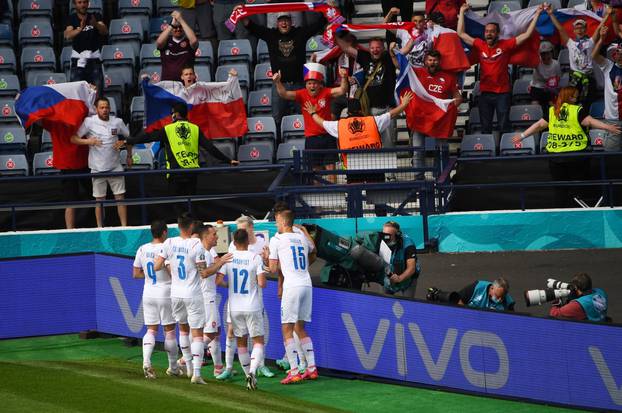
[225,301,231,324]
[92,175,125,198]
[143,296,175,326]
[231,310,264,338]
[171,296,205,329]
[281,286,312,324]
[203,295,221,333]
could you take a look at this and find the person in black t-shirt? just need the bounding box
[64,0,108,94]
[337,37,399,148]
[237,9,327,131]
[157,10,199,81]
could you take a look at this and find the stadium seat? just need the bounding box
[460,134,496,157]
[0,47,17,74]
[567,0,584,7]
[130,96,144,123]
[0,99,19,124]
[528,0,560,8]
[558,49,569,72]
[559,72,569,87]
[157,0,178,16]
[277,140,305,163]
[0,75,20,97]
[103,71,126,114]
[487,1,521,13]
[247,90,272,116]
[590,129,607,151]
[41,129,52,151]
[0,126,27,154]
[18,20,53,48]
[467,107,481,133]
[32,151,58,175]
[109,18,145,56]
[60,46,72,77]
[33,72,67,86]
[246,116,277,143]
[118,0,152,31]
[21,46,56,73]
[195,41,214,73]
[102,44,137,69]
[1,1,13,24]
[69,0,103,15]
[18,0,53,21]
[237,142,273,165]
[139,65,163,84]
[589,100,604,119]
[0,23,13,47]
[108,98,118,117]
[470,81,480,106]
[216,64,250,96]
[195,64,211,82]
[305,35,328,59]
[139,43,161,68]
[509,104,542,129]
[281,114,305,141]
[209,140,236,164]
[539,131,549,152]
[120,148,154,169]
[500,132,536,155]
[0,154,28,175]
[512,79,531,104]
[149,16,172,41]
[254,62,273,91]
[217,39,252,67]
[257,40,270,63]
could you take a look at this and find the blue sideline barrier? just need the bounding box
[2,253,621,411]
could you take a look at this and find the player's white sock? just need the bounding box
[225,335,237,371]
[191,337,204,378]
[284,338,299,374]
[209,336,223,371]
[142,330,156,367]
[300,337,316,371]
[179,332,192,366]
[164,330,179,370]
[238,346,251,375]
[294,333,307,367]
[250,343,264,375]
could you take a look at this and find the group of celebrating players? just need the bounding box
[132,203,318,390]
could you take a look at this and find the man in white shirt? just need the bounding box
[133,219,182,379]
[530,41,561,121]
[217,229,267,390]
[71,97,131,228]
[269,209,318,384]
[154,214,208,384]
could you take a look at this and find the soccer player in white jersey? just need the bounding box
[154,214,208,384]
[269,209,318,384]
[198,225,232,377]
[133,219,181,379]
[217,229,267,390]
[219,215,275,380]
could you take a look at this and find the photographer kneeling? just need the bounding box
[549,273,608,322]
[382,221,419,298]
[428,277,515,312]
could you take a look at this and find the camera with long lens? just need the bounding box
[524,278,577,307]
[426,287,461,305]
[302,224,390,290]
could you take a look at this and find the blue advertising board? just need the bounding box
[1,253,621,411]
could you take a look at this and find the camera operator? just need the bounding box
[457,277,515,312]
[382,221,419,298]
[549,273,608,322]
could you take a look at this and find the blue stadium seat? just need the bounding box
[0,47,17,74]
[306,35,328,59]
[1,1,14,24]
[218,39,252,72]
[32,151,58,175]
[0,126,27,154]
[60,46,72,77]
[254,62,272,91]
[18,0,53,21]
[589,100,604,119]
[41,129,52,151]
[102,44,137,68]
[500,132,536,156]
[109,18,145,56]
[558,49,569,72]
[120,148,154,170]
[139,43,160,68]
[118,0,152,31]
[237,143,273,165]
[0,99,19,124]
[149,16,172,42]
[0,75,20,97]
[21,46,57,86]
[460,134,496,157]
[281,114,305,141]
[130,96,144,127]
[195,41,214,72]
[195,64,211,82]
[157,0,178,15]
[512,79,531,105]
[0,24,12,47]
[277,140,305,163]
[245,116,277,153]
[216,64,250,100]
[139,65,163,84]
[0,154,28,175]
[69,0,103,15]
[247,90,272,116]
[103,70,126,113]
[18,20,54,47]
[509,104,542,129]
[487,1,521,13]
[33,72,67,86]
[467,107,481,133]
[590,129,607,151]
[257,40,270,63]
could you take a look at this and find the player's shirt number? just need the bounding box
[177,255,186,280]
[146,261,157,285]
[290,246,306,270]
[232,268,249,294]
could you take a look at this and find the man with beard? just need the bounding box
[157,10,199,81]
[236,9,327,131]
[457,3,543,134]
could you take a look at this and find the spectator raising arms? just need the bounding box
[530,41,561,121]
[157,11,199,81]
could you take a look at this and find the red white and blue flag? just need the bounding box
[143,76,247,139]
[394,52,457,138]
[536,8,616,44]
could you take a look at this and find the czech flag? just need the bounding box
[394,52,457,138]
[143,76,247,139]
[536,8,616,45]
[15,81,95,169]
[464,7,542,67]
[428,25,471,72]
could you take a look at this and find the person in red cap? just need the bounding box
[273,63,348,180]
